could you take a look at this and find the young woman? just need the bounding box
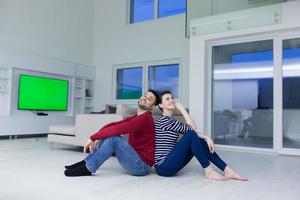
[154,90,248,181]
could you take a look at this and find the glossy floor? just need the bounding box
[0,138,299,200]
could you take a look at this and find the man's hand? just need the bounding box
[83,138,98,154]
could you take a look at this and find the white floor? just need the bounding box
[0,138,299,200]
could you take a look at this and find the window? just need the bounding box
[130,0,186,23]
[148,64,179,98]
[212,40,274,149]
[130,0,154,23]
[114,61,180,100]
[158,0,186,18]
[231,47,300,109]
[116,67,143,99]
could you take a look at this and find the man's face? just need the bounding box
[138,91,156,111]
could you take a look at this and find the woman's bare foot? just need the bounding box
[224,166,248,181]
[205,166,229,181]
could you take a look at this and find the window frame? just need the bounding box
[115,66,144,100]
[112,58,182,104]
[127,0,186,24]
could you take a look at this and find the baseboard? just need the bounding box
[0,133,47,140]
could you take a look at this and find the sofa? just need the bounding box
[48,114,123,148]
[47,104,186,148]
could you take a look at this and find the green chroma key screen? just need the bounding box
[18,74,69,111]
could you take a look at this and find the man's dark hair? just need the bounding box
[148,89,159,106]
[158,90,172,111]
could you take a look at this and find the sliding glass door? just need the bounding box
[212,40,274,148]
[209,34,300,155]
[282,38,300,151]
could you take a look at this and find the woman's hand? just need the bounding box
[174,101,186,112]
[196,132,215,154]
[205,137,215,154]
[175,101,197,130]
[83,138,99,154]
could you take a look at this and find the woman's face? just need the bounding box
[160,93,175,111]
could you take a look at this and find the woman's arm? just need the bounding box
[196,131,215,154]
[175,102,197,130]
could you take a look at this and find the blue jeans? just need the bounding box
[84,136,151,176]
[155,131,227,177]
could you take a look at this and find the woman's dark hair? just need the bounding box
[148,89,159,106]
[158,90,172,111]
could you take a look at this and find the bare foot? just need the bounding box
[205,166,229,181]
[224,166,248,181]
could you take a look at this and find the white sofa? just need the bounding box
[48,114,123,148]
[48,105,186,148]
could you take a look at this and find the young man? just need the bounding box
[64,90,159,177]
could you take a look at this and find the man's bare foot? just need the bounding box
[205,166,229,181]
[224,166,248,181]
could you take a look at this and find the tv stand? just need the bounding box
[36,112,48,116]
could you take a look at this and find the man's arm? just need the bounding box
[97,116,134,131]
[90,114,148,141]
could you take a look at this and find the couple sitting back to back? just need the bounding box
[65,90,247,181]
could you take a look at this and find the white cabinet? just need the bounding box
[0,67,11,116]
[74,77,94,114]
[84,79,94,113]
[0,67,9,92]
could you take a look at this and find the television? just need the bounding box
[18,74,69,111]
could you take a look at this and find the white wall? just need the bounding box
[92,0,189,111]
[0,0,94,65]
[0,49,96,135]
[0,0,95,135]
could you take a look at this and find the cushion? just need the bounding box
[90,110,106,114]
[48,125,75,136]
[121,104,137,116]
[152,108,162,116]
[105,104,117,114]
[152,107,187,116]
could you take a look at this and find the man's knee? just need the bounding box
[103,136,123,144]
[98,136,124,150]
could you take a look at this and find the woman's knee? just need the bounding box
[187,131,208,148]
[185,130,199,139]
[185,130,196,136]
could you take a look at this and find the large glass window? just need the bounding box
[116,67,143,99]
[148,64,179,98]
[282,38,300,149]
[130,0,154,23]
[212,40,274,148]
[158,0,186,18]
[115,61,180,100]
[130,0,186,23]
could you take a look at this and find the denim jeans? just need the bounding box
[155,131,227,177]
[84,136,151,176]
